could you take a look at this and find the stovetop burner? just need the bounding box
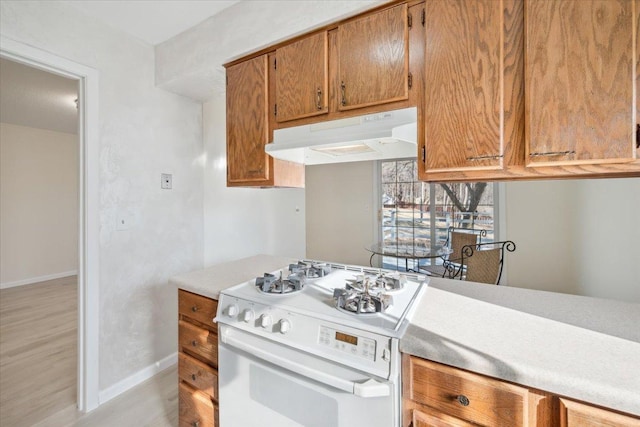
[255,271,305,295]
[289,261,331,278]
[346,272,406,293]
[333,275,393,315]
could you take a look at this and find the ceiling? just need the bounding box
[0,58,79,135]
[0,1,242,134]
[59,0,242,45]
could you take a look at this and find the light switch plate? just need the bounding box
[161,173,172,189]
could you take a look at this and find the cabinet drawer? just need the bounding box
[406,357,527,426]
[179,290,218,332]
[559,398,640,427]
[179,352,217,401]
[179,382,218,427]
[412,404,477,427]
[179,320,218,367]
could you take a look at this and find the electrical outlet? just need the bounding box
[161,173,172,189]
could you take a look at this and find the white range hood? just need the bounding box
[266,107,417,165]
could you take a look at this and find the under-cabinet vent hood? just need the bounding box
[266,107,417,165]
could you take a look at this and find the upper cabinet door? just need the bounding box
[337,4,409,110]
[275,31,329,123]
[423,0,523,173]
[226,55,270,185]
[526,0,637,166]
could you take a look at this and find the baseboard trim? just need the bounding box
[98,352,178,405]
[0,270,78,289]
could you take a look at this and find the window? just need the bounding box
[379,160,497,271]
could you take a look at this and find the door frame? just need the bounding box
[1,36,100,412]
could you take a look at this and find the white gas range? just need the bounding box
[215,260,428,427]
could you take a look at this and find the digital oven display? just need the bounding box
[335,331,358,346]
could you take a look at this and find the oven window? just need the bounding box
[250,364,338,427]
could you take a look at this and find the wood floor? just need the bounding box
[0,276,178,426]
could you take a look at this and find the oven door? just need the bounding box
[218,324,398,427]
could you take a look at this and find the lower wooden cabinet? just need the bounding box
[559,398,640,427]
[402,354,640,427]
[178,290,218,427]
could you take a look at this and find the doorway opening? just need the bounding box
[1,36,100,414]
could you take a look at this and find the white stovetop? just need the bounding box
[220,267,426,338]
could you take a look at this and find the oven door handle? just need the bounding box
[221,330,391,398]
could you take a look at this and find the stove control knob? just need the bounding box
[242,309,255,323]
[226,304,239,317]
[260,314,272,329]
[278,319,291,334]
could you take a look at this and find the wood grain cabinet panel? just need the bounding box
[178,291,220,427]
[405,356,528,426]
[525,0,638,166]
[179,382,218,427]
[178,353,218,401]
[337,3,409,110]
[226,55,270,185]
[412,405,478,427]
[178,289,217,333]
[179,320,218,367]
[559,398,640,427]
[422,0,524,174]
[275,31,328,122]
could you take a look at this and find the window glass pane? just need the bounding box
[379,160,495,271]
[396,160,414,182]
[381,161,397,183]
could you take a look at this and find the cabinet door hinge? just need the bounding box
[274,58,277,70]
[226,75,228,85]
[408,72,413,90]
[422,146,426,162]
[421,8,425,26]
[637,124,640,149]
[408,13,413,28]
[274,104,278,116]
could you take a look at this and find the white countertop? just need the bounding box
[171,255,640,417]
[402,278,640,417]
[169,254,295,300]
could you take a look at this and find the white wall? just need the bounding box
[202,97,305,265]
[504,178,640,303]
[306,162,376,266]
[0,123,78,287]
[1,1,204,393]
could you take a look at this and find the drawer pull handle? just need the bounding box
[316,87,323,110]
[529,150,575,157]
[191,374,197,381]
[191,306,198,312]
[191,340,198,347]
[466,154,503,161]
[457,394,470,406]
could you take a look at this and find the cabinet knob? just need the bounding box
[191,306,198,312]
[191,340,197,347]
[456,394,470,406]
[192,421,200,427]
[191,374,197,381]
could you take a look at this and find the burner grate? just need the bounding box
[255,271,305,295]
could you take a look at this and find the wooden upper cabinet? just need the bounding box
[337,3,409,110]
[226,55,270,185]
[423,0,524,174]
[525,0,638,166]
[275,31,328,122]
[226,55,304,187]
